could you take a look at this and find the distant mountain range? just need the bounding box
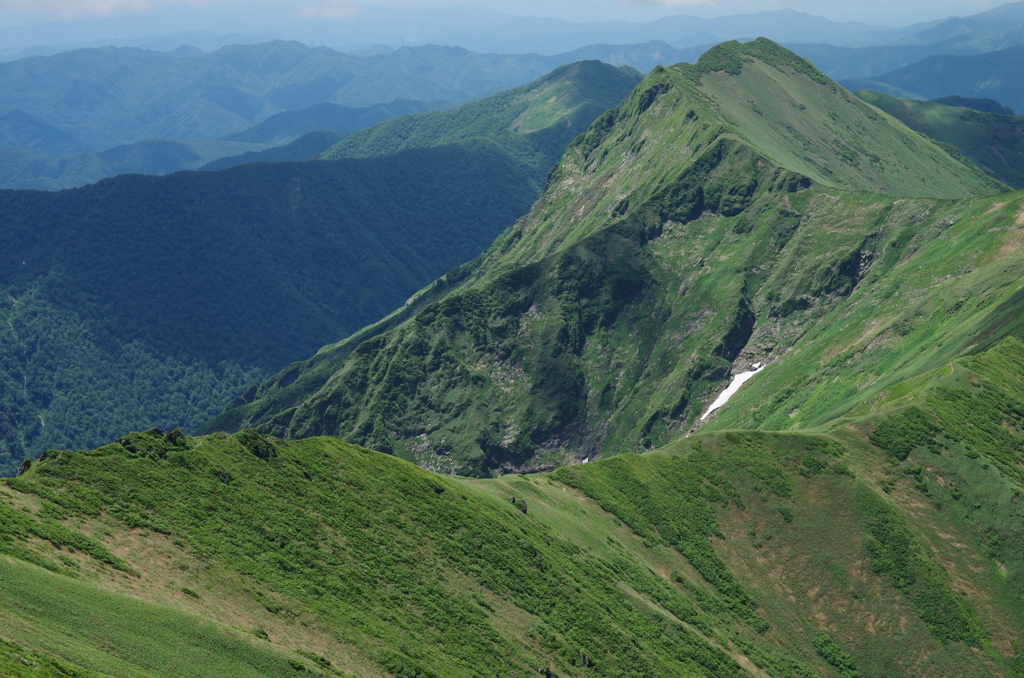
[0,5,925,60]
[0,99,462,190]
[5,2,1024,193]
[0,40,702,156]
[841,42,1024,113]
[0,138,267,191]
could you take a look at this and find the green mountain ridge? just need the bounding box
[853,89,1024,188]
[319,60,643,192]
[220,99,460,146]
[200,131,344,172]
[204,39,1007,477]
[0,37,1022,678]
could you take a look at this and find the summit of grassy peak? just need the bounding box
[317,60,642,192]
[688,37,829,84]
[681,39,1004,197]
[204,40,1017,478]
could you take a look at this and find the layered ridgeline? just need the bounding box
[3,349,1023,676]
[205,38,1007,477]
[0,138,268,191]
[0,59,638,478]
[320,60,643,191]
[0,99,458,191]
[853,89,1024,188]
[839,42,1024,114]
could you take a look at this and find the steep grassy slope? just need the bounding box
[3,354,1023,676]
[703,190,1024,436]
[853,90,1024,188]
[205,39,1006,476]
[0,144,537,477]
[320,61,643,191]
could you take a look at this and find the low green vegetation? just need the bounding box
[4,403,1022,676]
[0,637,109,678]
[855,89,1024,188]
[811,633,858,678]
[4,411,1019,675]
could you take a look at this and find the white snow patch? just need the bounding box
[701,363,765,421]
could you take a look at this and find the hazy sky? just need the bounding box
[0,0,1009,26]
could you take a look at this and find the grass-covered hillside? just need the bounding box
[320,60,643,191]
[854,89,1024,188]
[206,39,1009,476]
[0,144,538,478]
[3,346,1023,676]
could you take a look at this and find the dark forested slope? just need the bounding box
[0,144,537,476]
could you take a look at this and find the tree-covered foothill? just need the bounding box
[0,143,538,476]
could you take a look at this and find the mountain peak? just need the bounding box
[687,37,829,84]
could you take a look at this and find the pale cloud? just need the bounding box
[625,0,717,5]
[295,1,361,18]
[0,0,200,15]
